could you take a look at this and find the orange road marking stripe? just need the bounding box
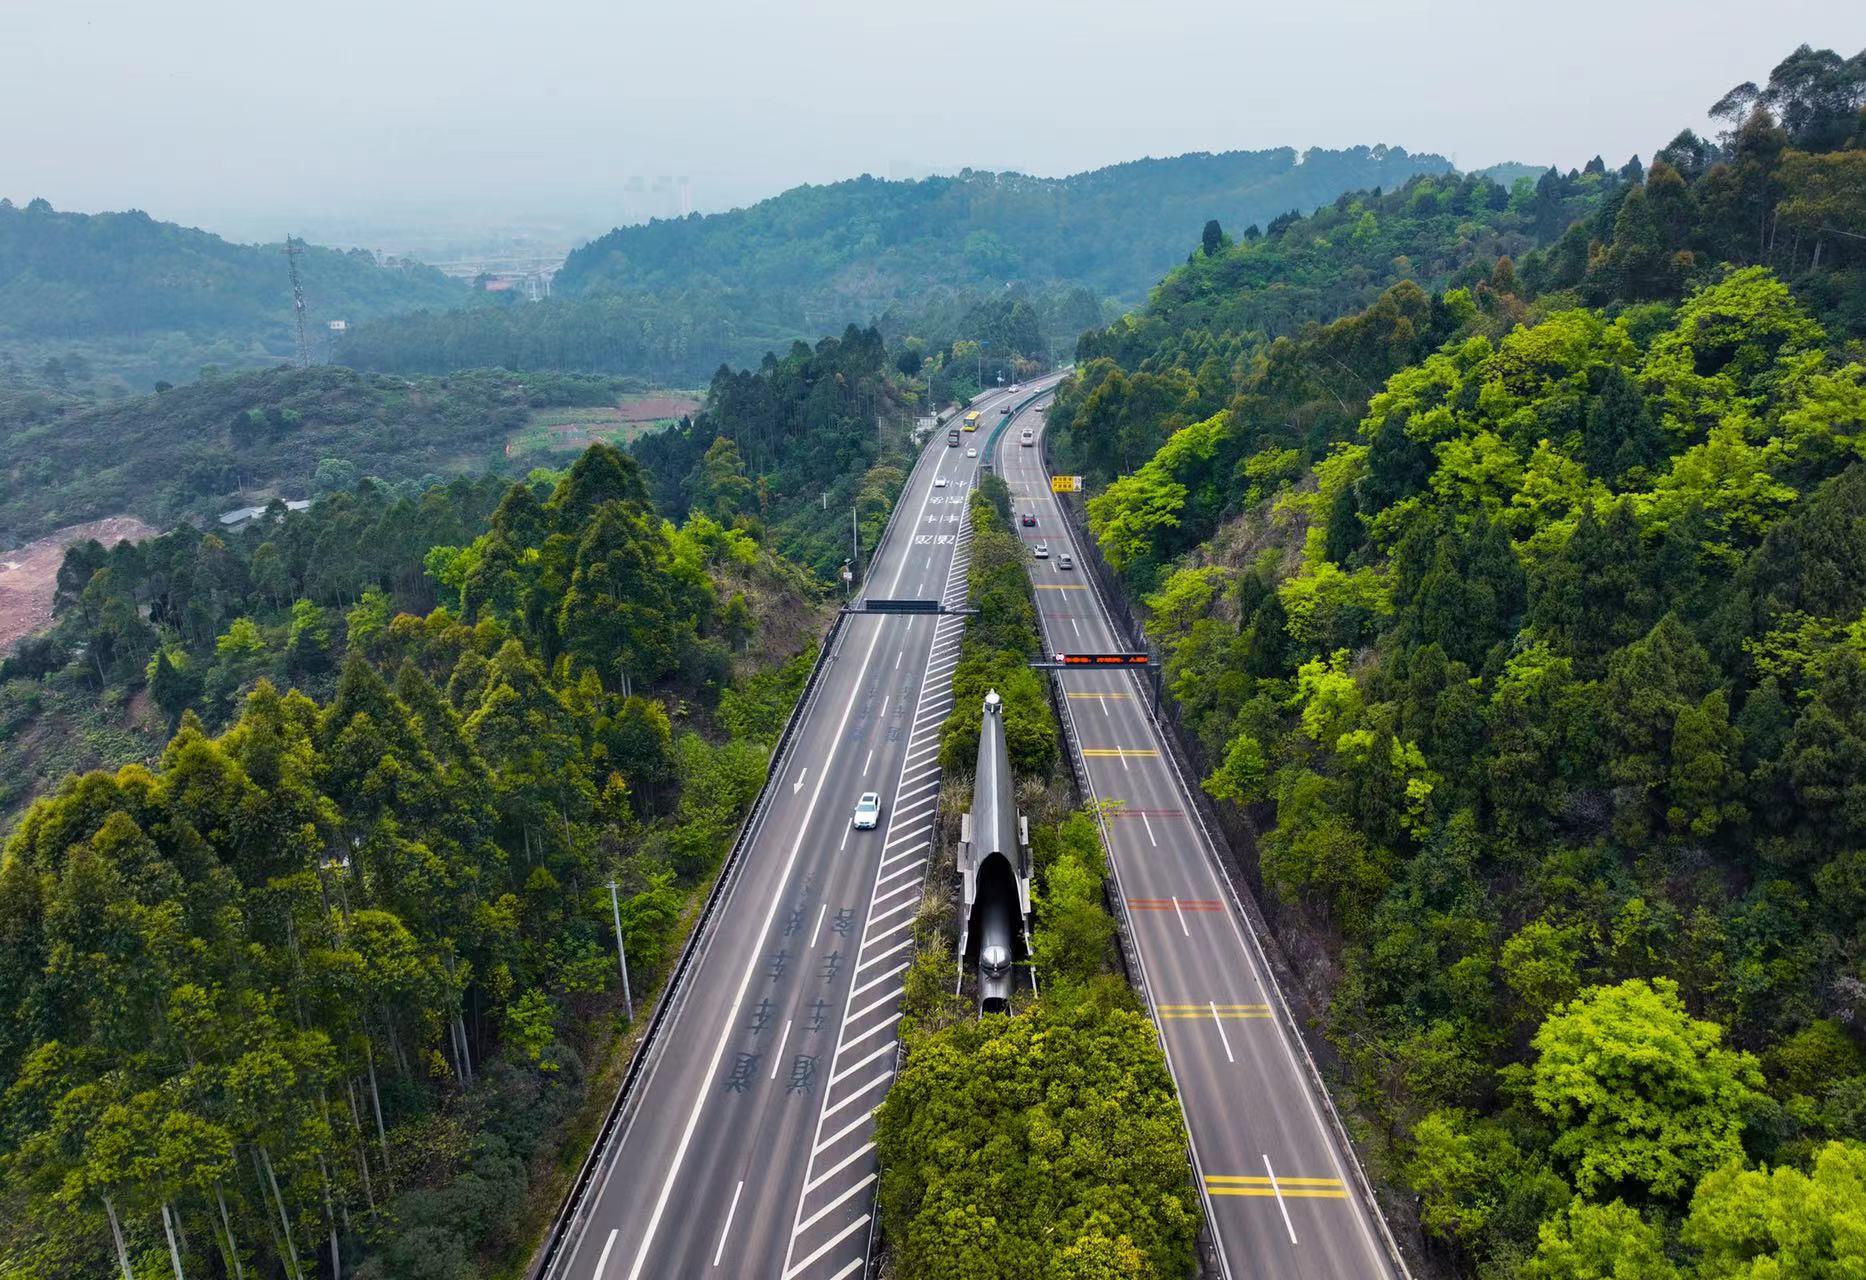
[1205,1174,1346,1198]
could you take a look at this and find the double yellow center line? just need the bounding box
[1205,1174,1347,1199]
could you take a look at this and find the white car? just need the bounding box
[1033,543,1050,559]
[1058,554,1074,571]
[852,792,882,830]
[935,475,948,487]
[966,447,977,458]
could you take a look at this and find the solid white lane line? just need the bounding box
[795,1172,878,1238]
[1173,897,1189,937]
[849,961,910,1001]
[1142,812,1157,848]
[837,1012,903,1056]
[803,1143,875,1195]
[1211,1003,1236,1064]
[784,1213,871,1278]
[829,1041,897,1087]
[771,1020,792,1079]
[595,1228,619,1278]
[811,903,828,948]
[814,1108,876,1156]
[1265,1154,1298,1245]
[713,1181,745,1267]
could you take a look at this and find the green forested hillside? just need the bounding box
[632,324,918,576]
[339,146,1471,384]
[558,147,1458,304]
[0,201,469,389]
[0,446,830,1278]
[0,365,633,544]
[1062,43,1866,1278]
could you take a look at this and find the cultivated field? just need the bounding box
[505,391,702,460]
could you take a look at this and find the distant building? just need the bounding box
[217,499,312,531]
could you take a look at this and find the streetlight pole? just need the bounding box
[851,505,860,582]
[608,880,634,1022]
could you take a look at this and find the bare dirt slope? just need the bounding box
[1,515,158,652]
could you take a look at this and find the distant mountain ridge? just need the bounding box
[0,199,469,386]
[557,145,1461,313]
[340,144,1507,384]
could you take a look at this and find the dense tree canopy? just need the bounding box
[0,446,825,1278]
[1061,43,1866,1278]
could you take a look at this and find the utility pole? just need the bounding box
[608,880,634,1022]
[851,505,860,582]
[282,236,312,369]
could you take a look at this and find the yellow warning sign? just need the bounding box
[1051,475,1082,493]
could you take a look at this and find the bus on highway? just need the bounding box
[962,411,981,432]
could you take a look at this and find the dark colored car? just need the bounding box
[1020,512,1037,527]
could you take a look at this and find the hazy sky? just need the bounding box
[3,0,1859,247]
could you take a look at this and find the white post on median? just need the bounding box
[608,879,634,1022]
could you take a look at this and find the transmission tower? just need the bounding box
[282,235,312,368]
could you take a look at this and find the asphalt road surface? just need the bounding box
[545,378,1061,1280]
[995,405,1405,1280]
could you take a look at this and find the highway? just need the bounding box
[996,405,1406,1280]
[541,377,1060,1280]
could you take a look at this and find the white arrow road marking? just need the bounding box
[793,768,808,794]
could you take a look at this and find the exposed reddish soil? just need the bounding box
[0,515,159,653]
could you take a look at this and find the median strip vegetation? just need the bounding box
[873,480,1201,1278]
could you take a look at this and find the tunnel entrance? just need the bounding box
[967,852,1022,1014]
